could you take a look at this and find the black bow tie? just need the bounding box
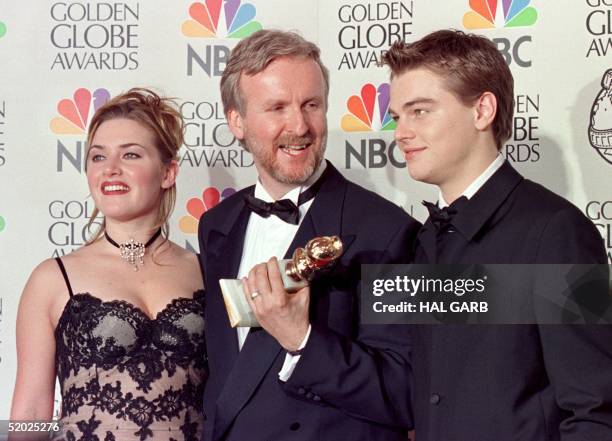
[244,165,329,225]
[244,195,300,224]
[422,196,468,231]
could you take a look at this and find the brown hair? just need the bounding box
[382,29,514,150]
[220,29,330,115]
[85,87,184,243]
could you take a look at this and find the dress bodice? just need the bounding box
[52,259,207,441]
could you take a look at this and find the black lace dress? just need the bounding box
[53,258,207,441]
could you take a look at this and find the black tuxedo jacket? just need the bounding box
[412,161,612,441]
[198,162,421,441]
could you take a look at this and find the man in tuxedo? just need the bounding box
[384,30,612,440]
[198,30,420,441]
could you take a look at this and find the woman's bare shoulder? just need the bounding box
[166,241,204,289]
[23,245,96,304]
[21,258,67,307]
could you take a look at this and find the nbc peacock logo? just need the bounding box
[341,83,396,132]
[50,88,111,135]
[0,20,7,39]
[182,0,262,39]
[179,186,236,234]
[0,215,5,233]
[463,0,538,29]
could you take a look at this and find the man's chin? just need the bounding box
[270,163,314,185]
[406,166,432,184]
[274,156,324,184]
[273,170,314,186]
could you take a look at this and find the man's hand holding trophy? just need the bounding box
[219,236,344,333]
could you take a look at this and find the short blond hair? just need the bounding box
[220,29,330,115]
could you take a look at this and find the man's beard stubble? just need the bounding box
[244,133,327,186]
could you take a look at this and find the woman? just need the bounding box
[11,88,206,440]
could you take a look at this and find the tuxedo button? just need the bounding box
[298,387,306,395]
[290,422,300,431]
[430,393,441,405]
[306,392,314,399]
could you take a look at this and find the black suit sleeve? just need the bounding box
[282,221,418,428]
[535,207,612,441]
[197,213,210,290]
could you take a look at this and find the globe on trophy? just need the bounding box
[589,68,612,165]
[219,236,344,327]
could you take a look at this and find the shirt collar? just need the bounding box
[254,160,327,205]
[439,154,505,208]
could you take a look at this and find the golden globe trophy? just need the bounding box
[219,236,344,327]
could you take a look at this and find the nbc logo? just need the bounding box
[0,20,6,39]
[463,0,538,29]
[0,215,5,233]
[341,83,396,132]
[179,186,236,234]
[50,88,110,135]
[182,0,262,39]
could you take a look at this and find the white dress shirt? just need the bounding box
[236,161,326,381]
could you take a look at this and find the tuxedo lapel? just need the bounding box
[417,161,523,263]
[416,161,523,264]
[205,188,253,386]
[285,211,317,258]
[416,221,438,263]
[286,162,356,258]
[213,329,282,440]
[452,161,523,242]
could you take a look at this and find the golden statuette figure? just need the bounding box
[220,236,344,327]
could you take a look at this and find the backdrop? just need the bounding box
[0,0,611,417]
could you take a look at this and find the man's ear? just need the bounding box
[227,108,245,141]
[474,92,497,132]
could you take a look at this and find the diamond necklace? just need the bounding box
[104,228,162,271]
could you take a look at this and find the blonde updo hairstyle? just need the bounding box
[85,87,184,244]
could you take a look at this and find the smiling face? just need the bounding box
[227,56,327,198]
[389,67,497,198]
[86,118,177,224]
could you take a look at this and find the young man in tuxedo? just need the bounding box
[385,30,612,441]
[198,30,420,441]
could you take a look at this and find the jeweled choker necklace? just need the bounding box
[104,228,162,271]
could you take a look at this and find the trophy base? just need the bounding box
[219,259,308,327]
[219,279,259,327]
